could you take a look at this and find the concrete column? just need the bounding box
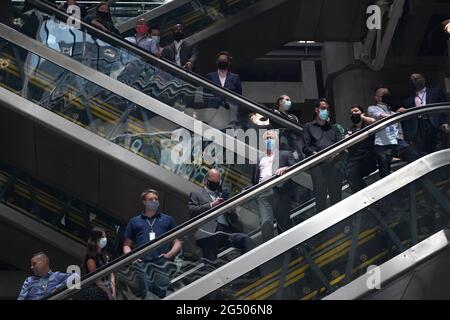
[301,60,318,101]
[321,42,383,128]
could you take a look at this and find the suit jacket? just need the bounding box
[188,188,237,240]
[252,150,296,191]
[204,71,242,109]
[161,40,199,68]
[403,87,449,141]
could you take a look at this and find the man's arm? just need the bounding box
[188,43,199,66]
[17,278,30,300]
[367,105,389,120]
[188,192,215,218]
[302,124,316,157]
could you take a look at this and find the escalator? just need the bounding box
[115,0,374,73]
[0,3,311,228]
[45,104,450,300]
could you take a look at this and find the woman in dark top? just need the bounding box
[87,2,120,35]
[81,227,116,300]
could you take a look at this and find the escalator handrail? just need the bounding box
[27,0,305,133]
[167,149,450,299]
[0,22,260,159]
[47,103,450,300]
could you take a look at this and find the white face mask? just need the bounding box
[152,36,160,45]
[98,237,107,249]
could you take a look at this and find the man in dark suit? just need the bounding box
[188,169,255,265]
[203,51,245,129]
[161,24,198,108]
[162,24,199,71]
[403,73,449,155]
[253,130,297,243]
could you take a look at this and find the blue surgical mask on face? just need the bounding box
[98,237,107,249]
[265,138,275,150]
[146,200,159,211]
[319,109,329,121]
[284,100,292,111]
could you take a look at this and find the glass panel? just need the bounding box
[0,159,122,253]
[18,6,296,140]
[54,108,449,300]
[204,164,450,300]
[0,39,257,191]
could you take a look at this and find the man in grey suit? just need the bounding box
[188,169,255,264]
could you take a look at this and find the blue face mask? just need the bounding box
[284,100,292,111]
[265,138,275,150]
[97,237,107,249]
[146,200,159,211]
[319,109,329,121]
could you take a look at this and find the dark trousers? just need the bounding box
[414,119,441,156]
[135,257,171,299]
[310,162,342,213]
[346,157,378,193]
[374,140,419,178]
[196,224,256,263]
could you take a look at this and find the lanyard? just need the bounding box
[146,217,157,231]
[416,91,426,105]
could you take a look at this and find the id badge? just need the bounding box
[149,232,156,241]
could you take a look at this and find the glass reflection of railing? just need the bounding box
[47,105,450,300]
[0,160,122,249]
[0,35,254,193]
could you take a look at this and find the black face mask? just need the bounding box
[207,180,220,192]
[350,114,361,124]
[411,79,425,91]
[381,94,392,106]
[173,32,184,41]
[217,61,229,70]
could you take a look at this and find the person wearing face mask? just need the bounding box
[368,85,419,178]
[88,2,120,35]
[253,130,296,242]
[203,51,243,129]
[303,99,343,213]
[161,24,198,71]
[150,25,164,57]
[79,227,116,300]
[345,106,377,193]
[403,73,449,155]
[123,189,181,299]
[161,24,198,108]
[124,19,156,54]
[188,169,255,266]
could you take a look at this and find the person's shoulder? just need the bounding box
[205,71,215,78]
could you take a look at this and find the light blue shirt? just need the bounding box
[17,271,70,300]
[367,104,403,146]
[123,35,157,65]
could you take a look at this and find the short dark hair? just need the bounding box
[32,252,49,262]
[277,95,288,107]
[141,189,159,201]
[315,98,329,108]
[350,105,365,113]
[216,51,231,60]
[150,25,160,31]
[374,84,387,93]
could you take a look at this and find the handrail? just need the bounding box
[27,0,305,133]
[167,149,450,299]
[48,103,450,300]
